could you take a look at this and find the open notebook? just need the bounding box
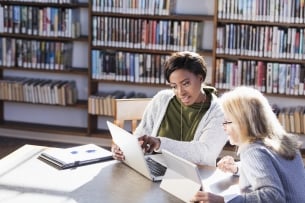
[39,144,113,169]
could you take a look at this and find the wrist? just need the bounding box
[153,138,161,152]
[233,166,239,175]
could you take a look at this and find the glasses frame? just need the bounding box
[222,121,233,126]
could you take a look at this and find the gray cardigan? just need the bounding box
[230,142,305,203]
[134,89,228,166]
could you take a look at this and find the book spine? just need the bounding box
[285,64,291,95]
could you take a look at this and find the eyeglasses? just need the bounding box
[222,121,233,126]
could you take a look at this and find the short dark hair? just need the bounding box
[164,51,207,83]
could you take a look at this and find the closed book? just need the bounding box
[289,107,295,133]
[302,107,305,134]
[294,106,302,134]
[266,62,273,93]
[272,63,279,93]
[278,63,287,94]
[39,144,113,169]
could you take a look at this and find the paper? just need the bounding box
[201,168,240,202]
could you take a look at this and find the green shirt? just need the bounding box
[157,88,213,141]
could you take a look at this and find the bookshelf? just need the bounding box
[213,1,305,144]
[0,0,93,137]
[0,0,214,144]
[87,0,214,135]
[1,0,303,151]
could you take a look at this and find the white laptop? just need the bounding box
[160,149,202,202]
[106,121,167,182]
[161,150,240,202]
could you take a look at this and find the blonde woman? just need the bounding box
[191,86,305,203]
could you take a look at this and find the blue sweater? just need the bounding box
[230,142,305,203]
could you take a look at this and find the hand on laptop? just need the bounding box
[111,143,125,161]
[138,135,161,154]
[111,135,161,160]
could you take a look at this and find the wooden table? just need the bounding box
[0,145,239,203]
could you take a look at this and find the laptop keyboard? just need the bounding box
[146,157,167,177]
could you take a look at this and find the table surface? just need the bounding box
[0,145,239,203]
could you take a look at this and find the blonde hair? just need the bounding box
[220,86,300,159]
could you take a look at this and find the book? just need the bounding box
[299,66,305,95]
[294,106,302,134]
[285,64,291,95]
[39,144,113,169]
[289,107,295,133]
[266,62,273,93]
[272,63,279,93]
[302,107,305,134]
[0,6,4,33]
[13,5,21,34]
[278,63,287,94]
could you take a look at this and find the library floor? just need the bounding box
[0,136,77,159]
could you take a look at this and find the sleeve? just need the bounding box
[133,90,169,137]
[229,148,286,203]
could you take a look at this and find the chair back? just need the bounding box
[113,98,151,133]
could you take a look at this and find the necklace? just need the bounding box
[180,92,206,141]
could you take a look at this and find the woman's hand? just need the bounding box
[190,191,224,203]
[217,156,238,174]
[111,143,125,161]
[138,135,161,153]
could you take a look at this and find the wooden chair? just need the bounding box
[113,98,151,133]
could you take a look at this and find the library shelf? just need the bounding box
[213,0,305,153]
[0,1,217,143]
[0,0,89,139]
[87,0,215,134]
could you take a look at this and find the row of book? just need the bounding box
[0,77,77,106]
[91,50,170,84]
[0,5,80,38]
[88,90,147,116]
[273,105,305,134]
[92,16,201,52]
[92,0,177,16]
[0,37,73,70]
[215,59,305,96]
[218,0,305,23]
[216,24,305,59]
